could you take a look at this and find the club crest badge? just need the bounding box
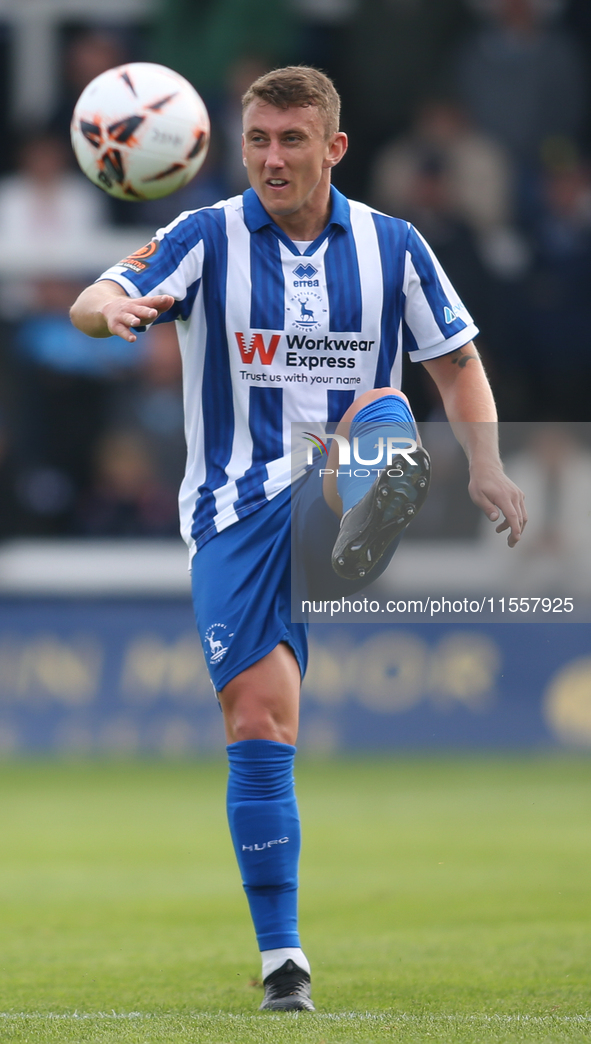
[204,623,233,664]
[289,291,324,331]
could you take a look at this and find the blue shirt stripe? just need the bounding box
[192,208,234,548]
[327,389,355,423]
[250,227,285,331]
[249,385,284,464]
[234,386,284,517]
[325,227,362,333]
[372,213,407,386]
[407,226,468,339]
[128,213,204,294]
[401,298,420,354]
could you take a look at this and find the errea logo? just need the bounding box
[294,262,317,279]
[293,262,319,287]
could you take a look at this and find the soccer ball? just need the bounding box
[71,62,210,201]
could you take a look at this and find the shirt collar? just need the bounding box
[242,184,351,237]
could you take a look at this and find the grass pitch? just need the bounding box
[0,756,590,1043]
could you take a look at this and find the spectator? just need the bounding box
[456,0,586,170]
[370,99,528,279]
[109,322,186,492]
[76,429,180,537]
[334,0,473,197]
[370,100,531,419]
[520,154,591,418]
[0,131,108,257]
[12,279,144,533]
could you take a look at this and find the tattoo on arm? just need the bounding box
[450,347,478,369]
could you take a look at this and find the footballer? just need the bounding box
[71,66,526,1011]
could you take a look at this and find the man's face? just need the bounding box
[242,101,345,221]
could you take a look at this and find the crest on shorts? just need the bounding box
[204,623,233,664]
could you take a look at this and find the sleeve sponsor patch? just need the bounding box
[118,239,160,273]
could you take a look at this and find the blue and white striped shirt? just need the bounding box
[100,186,478,553]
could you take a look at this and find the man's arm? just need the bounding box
[422,341,527,547]
[70,280,174,342]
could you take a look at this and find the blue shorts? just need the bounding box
[191,468,399,691]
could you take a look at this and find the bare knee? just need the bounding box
[219,644,300,746]
[222,698,294,745]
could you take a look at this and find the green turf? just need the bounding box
[0,756,590,1043]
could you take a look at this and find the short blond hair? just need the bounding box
[242,66,341,139]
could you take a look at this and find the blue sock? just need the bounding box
[226,739,301,950]
[337,395,418,514]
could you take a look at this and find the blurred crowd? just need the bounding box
[0,0,590,540]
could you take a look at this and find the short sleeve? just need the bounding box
[402,225,479,361]
[97,210,205,322]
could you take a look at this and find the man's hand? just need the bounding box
[468,461,527,547]
[101,293,175,342]
[70,280,174,341]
